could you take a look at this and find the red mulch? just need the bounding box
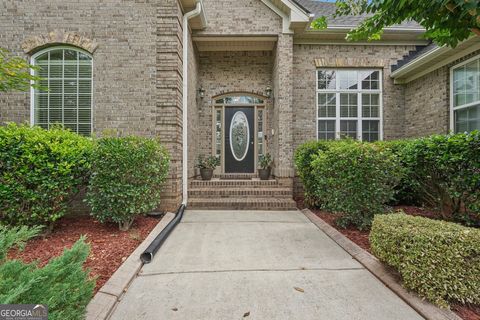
[296,198,480,320]
[8,215,161,293]
[314,210,372,253]
[453,305,480,320]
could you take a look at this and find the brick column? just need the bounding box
[272,33,294,179]
[156,0,184,211]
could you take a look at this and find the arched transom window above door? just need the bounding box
[215,95,264,105]
[31,46,93,136]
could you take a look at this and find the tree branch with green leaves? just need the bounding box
[312,0,480,47]
[0,48,42,92]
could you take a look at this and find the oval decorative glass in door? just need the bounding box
[229,111,250,161]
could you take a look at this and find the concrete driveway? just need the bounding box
[109,210,423,320]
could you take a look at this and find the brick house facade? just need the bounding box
[1,0,479,211]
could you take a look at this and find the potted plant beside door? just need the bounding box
[196,155,220,181]
[258,153,273,180]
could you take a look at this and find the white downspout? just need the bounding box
[182,1,202,206]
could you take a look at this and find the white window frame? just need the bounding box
[30,45,94,135]
[316,68,383,141]
[449,54,480,132]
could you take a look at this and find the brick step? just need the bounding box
[188,187,292,198]
[213,173,257,180]
[187,197,298,210]
[190,179,278,188]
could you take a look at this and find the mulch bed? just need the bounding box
[314,210,372,253]
[8,215,162,293]
[296,199,480,320]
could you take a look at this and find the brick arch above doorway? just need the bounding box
[211,90,270,101]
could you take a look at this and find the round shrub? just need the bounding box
[370,213,480,307]
[0,123,93,227]
[86,136,170,231]
[294,140,331,206]
[309,140,403,230]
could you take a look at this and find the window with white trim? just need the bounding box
[451,55,480,133]
[316,69,382,141]
[31,47,93,136]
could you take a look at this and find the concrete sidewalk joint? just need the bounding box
[85,212,176,320]
[302,209,462,320]
[137,266,365,277]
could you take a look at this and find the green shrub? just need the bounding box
[294,140,331,206]
[375,139,419,205]
[0,123,93,227]
[309,140,403,229]
[370,214,480,307]
[86,136,170,230]
[0,225,42,263]
[0,226,95,320]
[389,132,479,226]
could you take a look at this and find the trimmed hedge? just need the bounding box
[0,226,95,320]
[370,214,480,307]
[86,136,170,230]
[379,131,480,226]
[296,132,480,228]
[0,123,93,227]
[295,139,403,230]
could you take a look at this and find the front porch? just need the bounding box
[186,34,296,209]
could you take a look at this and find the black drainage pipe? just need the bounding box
[140,204,186,264]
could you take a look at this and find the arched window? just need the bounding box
[215,95,264,105]
[31,46,93,135]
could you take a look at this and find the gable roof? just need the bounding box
[390,36,480,84]
[391,43,438,72]
[289,0,312,14]
[294,0,423,30]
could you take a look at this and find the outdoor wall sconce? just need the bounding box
[265,86,272,98]
[198,87,205,99]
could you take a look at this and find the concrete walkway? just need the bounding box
[109,210,423,320]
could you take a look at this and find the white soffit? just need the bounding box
[391,36,480,84]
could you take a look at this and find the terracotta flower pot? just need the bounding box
[200,168,214,181]
[258,167,271,180]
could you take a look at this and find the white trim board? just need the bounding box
[391,36,480,84]
[261,0,292,34]
[260,0,311,34]
[400,43,480,84]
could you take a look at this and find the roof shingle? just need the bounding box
[294,0,423,29]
